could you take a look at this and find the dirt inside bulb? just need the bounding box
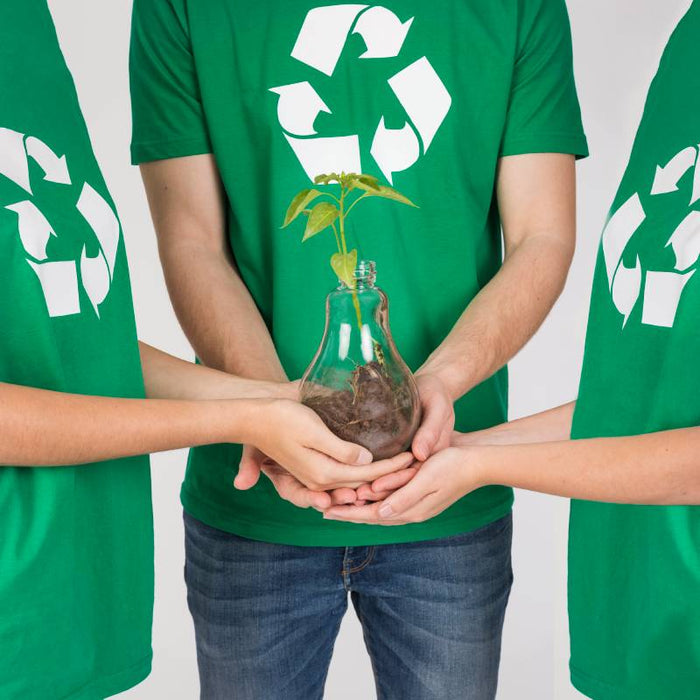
[303,360,420,460]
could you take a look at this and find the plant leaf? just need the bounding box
[313,172,341,186]
[303,202,340,241]
[358,174,380,190]
[360,184,418,207]
[331,249,358,288]
[282,189,323,227]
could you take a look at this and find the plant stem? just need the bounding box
[345,191,369,218]
[339,186,348,256]
[322,192,342,206]
[341,184,364,331]
[331,221,342,255]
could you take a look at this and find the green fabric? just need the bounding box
[0,3,153,698]
[130,0,587,546]
[569,4,700,699]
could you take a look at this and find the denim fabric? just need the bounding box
[184,511,513,700]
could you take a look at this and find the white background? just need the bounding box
[46,1,691,698]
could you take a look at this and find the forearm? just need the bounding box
[420,233,573,398]
[478,427,700,505]
[140,156,286,382]
[139,342,291,401]
[160,244,287,380]
[0,381,259,467]
[453,401,576,446]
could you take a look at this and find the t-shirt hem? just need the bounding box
[500,132,589,159]
[59,652,152,700]
[570,663,647,700]
[131,137,212,165]
[181,488,514,547]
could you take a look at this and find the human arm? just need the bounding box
[411,0,586,462]
[140,156,309,492]
[0,380,256,467]
[400,153,578,465]
[452,401,576,447]
[138,341,292,401]
[139,155,285,381]
[324,427,700,525]
[1,344,411,489]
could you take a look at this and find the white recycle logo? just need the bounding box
[269,4,452,184]
[0,127,121,319]
[602,143,700,328]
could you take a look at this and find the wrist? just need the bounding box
[210,397,270,445]
[267,380,300,401]
[416,360,474,402]
[456,445,496,490]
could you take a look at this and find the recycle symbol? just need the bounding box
[0,127,121,319]
[602,143,700,328]
[269,4,452,184]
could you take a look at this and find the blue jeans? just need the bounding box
[184,511,513,700]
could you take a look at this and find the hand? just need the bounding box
[232,379,299,490]
[259,459,417,512]
[323,446,488,525]
[237,443,419,510]
[234,445,356,510]
[237,399,415,492]
[411,372,455,461]
[234,380,412,507]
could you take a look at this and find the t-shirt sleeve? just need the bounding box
[500,0,588,158]
[129,0,212,164]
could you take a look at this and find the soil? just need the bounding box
[303,361,419,460]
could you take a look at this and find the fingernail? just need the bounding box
[379,504,394,519]
[323,513,338,520]
[357,449,373,465]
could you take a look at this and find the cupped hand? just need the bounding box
[323,446,488,525]
[260,455,415,512]
[239,399,415,491]
[411,373,455,462]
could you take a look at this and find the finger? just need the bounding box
[360,490,393,502]
[356,468,419,502]
[328,452,415,488]
[412,395,453,462]
[308,423,373,466]
[355,483,376,501]
[436,421,453,452]
[373,473,439,521]
[263,467,332,511]
[330,488,358,506]
[324,482,437,524]
[370,466,419,495]
[323,502,394,524]
[234,446,264,490]
[383,492,446,525]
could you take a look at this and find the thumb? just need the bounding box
[413,394,451,462]
[234,445,263,490]
[377,466,435,520]
[309,422,373,466]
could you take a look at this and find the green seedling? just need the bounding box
[281,171,418,289]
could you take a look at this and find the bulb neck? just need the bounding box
[339,259,377,290]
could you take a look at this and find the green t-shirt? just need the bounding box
[130,0,587,546]
[569,4,700,699]
[0,3,154,698]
